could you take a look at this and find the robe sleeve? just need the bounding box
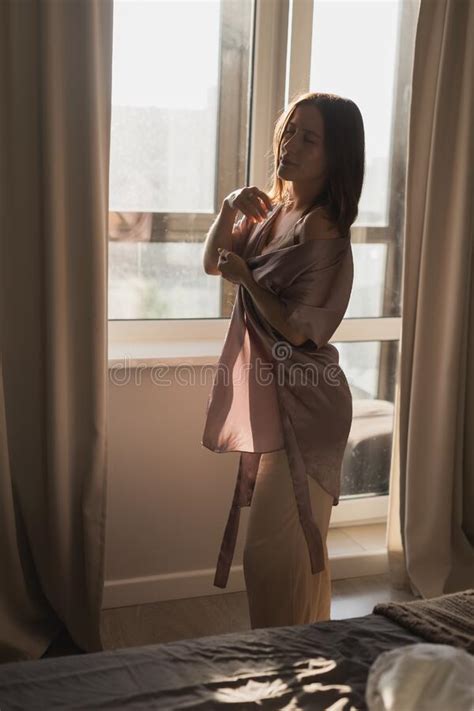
[279,239,353,349]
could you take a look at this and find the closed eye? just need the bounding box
[283,127,318,144]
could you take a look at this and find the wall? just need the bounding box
[104,364,249,608]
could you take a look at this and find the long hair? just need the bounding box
[267,92,365,238]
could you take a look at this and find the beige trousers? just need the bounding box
[243,448,333,629]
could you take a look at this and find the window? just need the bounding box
[302,0,420,501]
[109,0,253,320]
[109,0,421,516]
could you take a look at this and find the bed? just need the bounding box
[0,591,472,710]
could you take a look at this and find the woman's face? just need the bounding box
[277,104,327,185]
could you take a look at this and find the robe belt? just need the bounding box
[213,452,260,589]
[213,450,325,589]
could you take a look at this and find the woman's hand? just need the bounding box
[224,185,273,224]
[217,247,252,287]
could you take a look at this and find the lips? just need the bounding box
[280,156,297,166]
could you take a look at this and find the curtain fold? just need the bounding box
[0,0,113,661]
[388,0,474,598]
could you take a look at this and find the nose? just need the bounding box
[282,131,301,156]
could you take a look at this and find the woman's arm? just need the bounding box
[202,200,238,275]
[202,187,273,275]
[241,273,307,347]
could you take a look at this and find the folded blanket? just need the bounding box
[373,589,474,653]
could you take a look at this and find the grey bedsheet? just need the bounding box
[0,614,423,710]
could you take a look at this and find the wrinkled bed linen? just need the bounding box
[0,614,423,710]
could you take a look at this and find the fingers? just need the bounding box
[242,194,267,222]
[246,187,272,221]
[232,186,274,223]
[216,250,238,283]
[256,189,273,212]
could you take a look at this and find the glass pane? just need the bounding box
[109,241,220,319]
[110,0,220,213]
[310,0,400,225]
[346,243,388,318]
[108,0,252,320]
[338,340,399,497]
[309,0,419,321]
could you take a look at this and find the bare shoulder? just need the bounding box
[300,206,341,242]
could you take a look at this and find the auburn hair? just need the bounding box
[266,92,365,238]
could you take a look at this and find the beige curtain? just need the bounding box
[0,0,113,662]
[388,0,474,598]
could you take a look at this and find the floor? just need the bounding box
[327,523,387,557]
[42,572,415,658]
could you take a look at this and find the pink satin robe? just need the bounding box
[201,204,354,588]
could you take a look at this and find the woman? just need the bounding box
[201,92,365,628]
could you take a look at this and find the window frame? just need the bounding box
[109,0,418,526]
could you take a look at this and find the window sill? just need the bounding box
[108,319,230,367]
[330,494,388,527]
[108,316,401,367]
[109,339,223,368]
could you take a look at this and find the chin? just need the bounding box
[277,164,295,179]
